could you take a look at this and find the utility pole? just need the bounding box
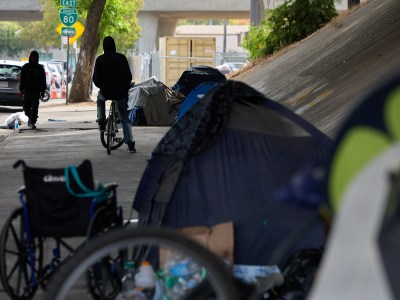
[223,19,227,53]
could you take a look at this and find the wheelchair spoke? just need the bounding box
[0,208,42,300]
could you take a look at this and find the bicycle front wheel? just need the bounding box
[100,119,125,151]
[43,227,240,300]
[100,108,125,152]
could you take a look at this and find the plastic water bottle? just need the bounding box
[14,119,19,132]
[135,261,156,299]
[163,256,203,299]
[119,261,146,300]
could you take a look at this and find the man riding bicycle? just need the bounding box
[93,36,136,153]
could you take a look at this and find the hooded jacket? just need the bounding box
[93,36,132,100]
[19,51,46,94]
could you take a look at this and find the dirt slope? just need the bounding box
[232,0,400,138]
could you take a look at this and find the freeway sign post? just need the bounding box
[56,21,84,45]
[58,1,79,102]
[61,27,76,37]
[59,8,78,27]
[60,0,77,7]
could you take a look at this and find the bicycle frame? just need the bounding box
[100,100,125,154]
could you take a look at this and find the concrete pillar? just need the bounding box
[137,12,178,53]
[137,12,159,53]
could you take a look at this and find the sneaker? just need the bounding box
[97,119,106,132]
[31,124,36,129]
[128,142,136,153]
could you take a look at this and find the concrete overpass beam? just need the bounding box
[157,17,178,47]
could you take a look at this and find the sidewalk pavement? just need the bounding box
[0,89,99,142]
[0,93,170,223]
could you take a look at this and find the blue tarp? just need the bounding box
[175,82,219,122]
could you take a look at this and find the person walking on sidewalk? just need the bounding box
[93,36,136,153]
[19,51,47,129]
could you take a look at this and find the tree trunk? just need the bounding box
[348,0,360,9]
[68,0,106,103]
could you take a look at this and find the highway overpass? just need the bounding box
[0,0,42,21]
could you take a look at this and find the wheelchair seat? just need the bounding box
[17,159,96,238]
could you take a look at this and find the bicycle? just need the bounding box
[100,100,125,155]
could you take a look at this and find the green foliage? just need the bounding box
[243,0,338,60]
[0,22,27,57]
[99,0,142,54]
[19,0,61,53]
[0,0,60,57]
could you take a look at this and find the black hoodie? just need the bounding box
[19,51,46,94]
[93,36,132,100]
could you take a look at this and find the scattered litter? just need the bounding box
[3,112,28,129]
[48,119,67,122]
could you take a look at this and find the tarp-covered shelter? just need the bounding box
[172,65,226,97]
[309,72,400,300]
[128,77,182,126]
[133,81,333,265]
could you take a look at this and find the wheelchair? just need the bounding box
[0,160,123,300]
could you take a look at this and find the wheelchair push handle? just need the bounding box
[13,160,26,169]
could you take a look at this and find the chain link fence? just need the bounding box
[128,51,248,86]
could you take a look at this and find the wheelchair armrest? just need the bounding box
[103,182,118,191]
[13,160,26,169]
[17,186,26,194]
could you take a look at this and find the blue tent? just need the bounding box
[133,80,333,265]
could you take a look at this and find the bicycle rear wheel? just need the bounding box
[106,115,112,155]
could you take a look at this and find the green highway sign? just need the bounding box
[61,27,76,37]
[59,8,78,27]
[60,0,77,7]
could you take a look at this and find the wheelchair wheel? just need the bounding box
[43,227,240,300]
[85,253,123,300]
[0,208,44,300]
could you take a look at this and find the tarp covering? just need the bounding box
[128,77,182,125]
[133,80,333,265]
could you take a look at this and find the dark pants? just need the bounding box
[23,91,40,125]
